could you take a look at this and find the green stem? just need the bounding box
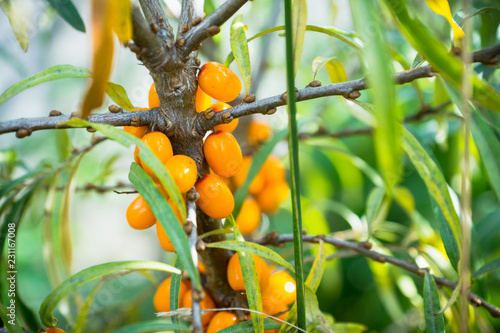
[283,0,306,330]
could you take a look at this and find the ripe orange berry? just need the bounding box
[196,86,212,113]
[198,61,242,102]
[198,260,207,274]
[263,271,296,306]
[207,311,239,333]
[45,328,66,333]
[126,195,156,230]
[211,102,239,133]
[262,155,286,186]
[182,290,216,326]
[227,253,270,291]
[232,156,265,195]
[204,131,242,177]
[236,197,261,234]
[149,83,160,108]
[262,293,289,321]
[153,276,190,312]
[135,132,173,178]
[256,181,289,214]
[155,197,185,252]
[247,119,272,146]
[124,107,149,138]
[195,174,235,219]
[165,155,198,193]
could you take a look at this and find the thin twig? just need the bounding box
[178,0,204,36]
[186,193,202,332]
[254,233,500,318]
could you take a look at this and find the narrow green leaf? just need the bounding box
[305,240,325,292]
[230,14,251,95]
[14,293,41,332]
[472,258,500,279]
[170,258,184,333]
[470,108,500,201]
[206,241,294,273]
[105,82,135,111]
[366,187,386,228]
[384,0,500,111]
[291,0,307,76]
[73,280,103,333]
[233,129,288,216]
[0,0,28,52]
[219,318,281,333]
[0,65,92,107]
[107,320,191,333]
[46,0,86,32]
[352,0,402,190]
[330,323,368,333]
[402,128,461,269]
[39,260,181,326]
[55,130,72,162]
[63,119,185,220]
[423,272,445,332]
[128,163,200,290]
[0,303,23,333]
[284,0,306,329]
[311,56,336,81]
[411,53,425,69]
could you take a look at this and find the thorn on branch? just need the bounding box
[49,110,62,117]
[208,25,220,36]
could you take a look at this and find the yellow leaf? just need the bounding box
[292,0,307,76]
[110,0,132,42]
[81,0,115,118]
[325,60,347,83]
[426,0,465,41]
[0,0,28,52]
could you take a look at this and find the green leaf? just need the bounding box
[352,0,402,190]
[107,320,191,333]
[0,65,92,107]
[55,130,72,163]
[423,272,445,332]
[230,14,251,95]
[105,82,135,111]
[0,0,28,52]
[233,129,288,216]
[170,258,184,333]
[384,0,500,111]
[0,303,23,333]
[291,0,307,76]
[366,186,389,235]
[73,280,103,333]
[470,108,500,202]
[63,119,185,220]
[330,323,368,333]
[39,261,181,326]
[311,56,336,81]
[402,128,461,269]
[128,163,200,290]
[472,258,500,279]
[206,241,294,273]
[219,318,282,333]
[46,0,86,32]
[305,240,325,292]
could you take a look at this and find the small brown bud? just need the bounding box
[108,105,121,113]
[309,80,321,87]
[266,230,279,241]
[204,108,214,120]
[129,43,140,54]
[221,111,232,123]
[182,270,190,280]
[176,37,185,47]
[360,241,372,249]
[86,127,96,133]
[131,116,141,127]
[150,23,159,34]
[280,92,288,103]
[184,56,191,62]
[302,229,307,235]
[70,111,80,119]
[187,188,199,201]
[208,25,220,36]
[376,256,387,263]
[192,17,202,26]
[49,110,62,117]
[192,289,205,302]
[196,43,203,50]
[16,128,30,139]
[195,59,201,66]
[196,240,206,252]
[243,94,256,103]
[159,16,164,22]
[347,90,361,99]
[181,24,189,33]
[266,108,277,115]
[451,47,462,56]
[183,222,194,234]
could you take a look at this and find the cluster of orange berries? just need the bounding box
[153,253,296,332]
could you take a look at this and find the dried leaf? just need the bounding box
[426,0,464,41]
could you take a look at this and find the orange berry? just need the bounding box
[124,107,149,138]
[232,156,265,195]
[262,156,286,186]
[198,260,207,274]
[126,195,156,230]
[236,197,261,234]
[149,83,160,108]
[165,155,198,193]
[207,311,239,333]
[198,61,242,102]
[204,131,242,177]
[211,102,239,133]
[195,174,234,219]
[45,328,67,333]
[210,170,232,189]
[136,132,173,178]
[227,253,270,291]
[153,277,190,312]
[155,197,185,252]
[196,86,212,113]
[256,181,289,214]
[247,119,272,146]
[263,271,296,306]
[262,294,289,321]
[182,290,216,326]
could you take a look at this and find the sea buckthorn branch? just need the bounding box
[138,0,170,32]
[255,232,500,318]
[180,0,249,57]
[178,0,205,37]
